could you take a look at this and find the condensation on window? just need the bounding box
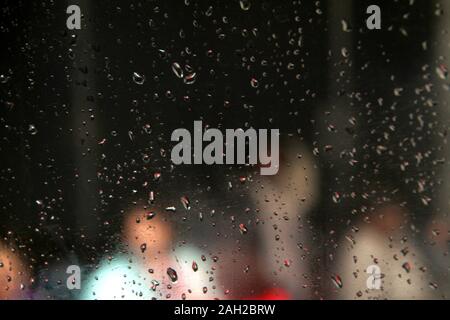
[0,0,449,300]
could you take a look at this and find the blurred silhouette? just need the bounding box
[334,204,438,299]
[0,241,29,300]
[249,140,319,299]
[81,205,221,300]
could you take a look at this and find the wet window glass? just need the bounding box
[0,0,449,300]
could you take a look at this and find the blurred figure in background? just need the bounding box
[0,241,29,299]
[425,217,450,299]
[81,205,220,300]
[249,139,320,299]
[334,204,438,299]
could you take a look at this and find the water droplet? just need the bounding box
[0,74,9,84]
[341,47,349,58]
[142,154,150,164]
[239,0,251,11]
[402,262,411,273]
[128,130,134,141]
[143,124,152,134]
[132,72,145,85]
[148,191,155,204]
[180,196,191,210]
[205,6,213,17]
[436,64,448,80]
[151,279,160,291]
[332,192,341,203]
[394,87,403,96]
[239,223,248,235]
[172,62,184,79]
[146,211,156,220]
[167,267,178,282]
[341,19,352,32]
[250,78,259,88]
[183,72,197,85]
[158,49,167,59]
[28,124,38,135]
[331,274,343,289]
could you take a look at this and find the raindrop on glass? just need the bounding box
[132,72,145,85]
[167,267,178,283]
